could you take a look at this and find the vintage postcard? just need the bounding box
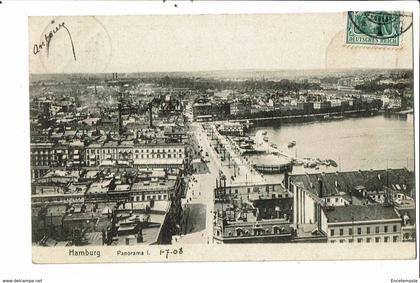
[28,11,417,264]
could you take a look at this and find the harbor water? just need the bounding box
[250,114,415,180]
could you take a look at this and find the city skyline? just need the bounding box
[28,11,416,263]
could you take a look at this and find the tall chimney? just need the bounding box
[318,177,323,198]
[149,104,153,128]
[317,177,323,233]
[118,102,123,135]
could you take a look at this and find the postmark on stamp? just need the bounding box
[346,11,412,47]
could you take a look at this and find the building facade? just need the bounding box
[85,142,185,169]
[324,206,402,244]
[288,169,414,242]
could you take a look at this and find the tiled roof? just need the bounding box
[324,205,400,223]
[289,168,414,197]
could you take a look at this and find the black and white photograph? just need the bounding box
[0,2,419,282]
[26,11,418,263]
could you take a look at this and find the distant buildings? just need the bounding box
[217,122,244,136]
[313,101,331,110]
[30,142,57,179]
[381,93,403,109]
[230,99,252,116]
[192,97,232,121]
[192,98,213,121]
[191,93,384,122]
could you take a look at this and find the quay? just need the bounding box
[227,108,379,125]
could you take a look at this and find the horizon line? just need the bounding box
[29,66,413,76]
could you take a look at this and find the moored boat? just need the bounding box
[288,141,296,148]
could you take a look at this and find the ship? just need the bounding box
[327,159,338,167]
[239,142,254,149]
[287,141,296,148]
[324,114,344,120]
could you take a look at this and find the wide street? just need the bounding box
[174,122,265,244]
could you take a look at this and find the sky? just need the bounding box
[28,13,413,74]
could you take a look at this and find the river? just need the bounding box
[250,114,415,178]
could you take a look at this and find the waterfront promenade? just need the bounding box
[173,122,265,244]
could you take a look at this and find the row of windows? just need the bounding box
[134,148,183,153]
[326,197,343,203]
[330,235,399,243]
[131,194,168,201]
[134,154,183,159]
[31,150,70,155]
[32,196,84,203]
[86,154,184,159]
[33,161,55,166]
[87,148,184,154]
[217,226,287,237]
[330,225,399,237]
[33,156,55,161]
[87,154,128,160]
[32,150,54,155]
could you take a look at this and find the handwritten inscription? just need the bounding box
[33,20,77,61]
[160,247,183,259]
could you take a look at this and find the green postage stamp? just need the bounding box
[346,11,407,47]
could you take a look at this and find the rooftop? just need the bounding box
[114,184,131,192]
[134,158,183,165]
[289,168,414,198]
[43,170,80,179]
[131,179,176,192]
[84,170,100,179]
[324,205,401,223]
[87,179,113,194]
